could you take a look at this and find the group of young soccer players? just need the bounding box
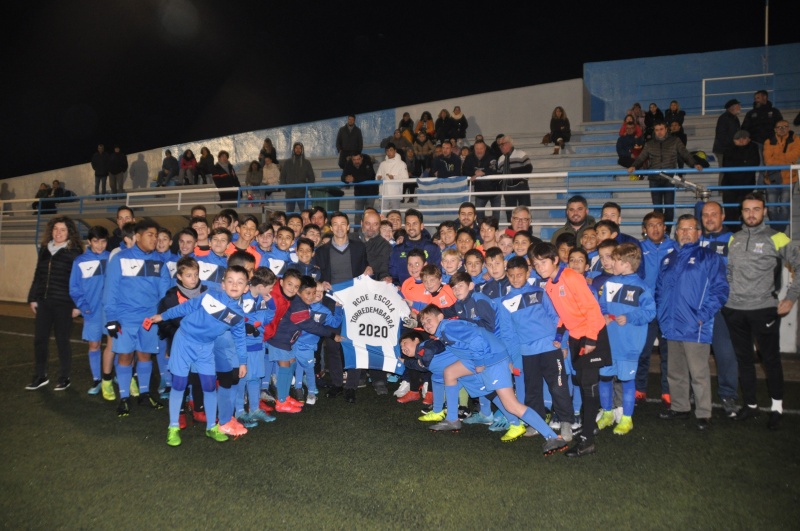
[68,201,663,457]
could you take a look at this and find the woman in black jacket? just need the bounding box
[196,146,215,185]
[26,216,84,391]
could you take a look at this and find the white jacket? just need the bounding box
[376,154,409,200]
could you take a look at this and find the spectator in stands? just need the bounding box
[763,120,799,233]
[342,152,377,225]
[31,183,51,213]
[627,121,704,230]
[381,129,412,155]
[551,195,596,246]
[403,147,421,203]
[433,109,455,142]
[258,138,279,167]
[713,99,742,168]
[627,102,646,132]
[741,90,783,145]
[280,142,315,213]
[415,111,435,139]
[25,216,84,392]
[108,145,128,195]
[463,140,499,218]
[91,144,110,199]
[549,106,571,155]
[261,155,280,198]
[212,150,241,203]
[398,112,415,144]
[616,118,645,168]
[413,130,435,171]
[451,106,468,142]
[336,114,363,169]
[721,130,759,230]
[669,120,687,146]
[497,135,532,223]
[245,160,263,199]
[156,149,180,187]
[432,141,462,178]
[644,103,664,141]
[197,146,214,185]
[376,143,409,210]
[664,100,686,127]
[179,149,197,186]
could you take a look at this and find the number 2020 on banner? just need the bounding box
[358,323,389,338]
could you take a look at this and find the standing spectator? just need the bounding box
[25,216,84,391]
[280,142,315,213]
[451,106,468,142]
[335,114,363,169]
[549,106,571,155]
[762,120,799,233]
[212,150,241,203]
[463,140,499,218]
[376,143,409,211]
[664,100,686,128]
[31,182,51,213]
[434,109,455,143]
[108,145,128,195]
[741,90,783,145]
[432,141,462,178]
[261,156,280,198]
[644,103,664,141]
[179,149,197,185]
[197,146,214,185]
[341,152,377,225]
[721,130,760,230]
[244,161,263,199]
[156,149,179,187]
[616,118,645,168]
[656,215,728,430]
[497,135,532,223]
[91,144,110,199]
[723,193,800,430]
[398,112,416,144]
[713,99,741,168]
[627,121,703,230]
[258,138,279,167]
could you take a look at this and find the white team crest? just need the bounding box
[625,290,635,302]
[222,312,236,324]
[754,243,764,254]
[688,257,696,265]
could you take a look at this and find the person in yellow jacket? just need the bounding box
[763,120,800,233]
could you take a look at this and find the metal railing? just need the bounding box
[701,73,774,115]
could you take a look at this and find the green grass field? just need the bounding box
[1,315,799,529]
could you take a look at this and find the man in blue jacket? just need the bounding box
[389,208,441,285]
[656,214,728,430]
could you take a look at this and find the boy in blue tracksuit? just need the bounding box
[292,282,343,405]
[151,265,251,446]
[418,305,568,456]
[597,243,656,435]
[195,228,231,291]
[285,237,321,281]
[104,219,165,416]
[476,247,511,299]
[69,225,110,395]
[262,226,297,278]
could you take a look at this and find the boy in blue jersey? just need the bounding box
[597,243,656,435]
[69,225,110,395]
[555,233,576,267]
[463,249,487,286]
[440,248,462,285]
[292,282,343,405]
[104,220,165,416]
[437,221,457,252]
[510,230,534,261]
[151,265,251,446]
[195,228,231,291]
[286,237,321,281]
[477,247,511,299]
[418,305,569,456]
[160,228,198,296]
[497,257,574,441]
[591,239,617,290]
[252,223,275,265]
[580,228,599,270]
[263,226,296,277]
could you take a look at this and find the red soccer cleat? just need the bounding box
[192,410,207,423]
[259,400,274,413]
[422,391,433,406]
[178,413,187,429]
[285,396,304,408]
[635,391,647,405]
[275,400,302,413]
[661,393,671,407]
[397,391,421,404]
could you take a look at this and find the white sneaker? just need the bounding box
[306,393,317,405]
[421,381,429,398]
[549,419,560,430]
[393,380,411,398]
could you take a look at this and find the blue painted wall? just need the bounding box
[584,43,800,121]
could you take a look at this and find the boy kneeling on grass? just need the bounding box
[150,265,251,447]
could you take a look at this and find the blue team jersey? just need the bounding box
[286,261,322,281]
[699,231,732,265]
[497,284,559,363]
[295,302,343,350]
[69,249,109,322]
[196,252,228,291]
[477,277,511,299]
[598,273,656,361]
[104,244,164,322]
[434,319,508,367]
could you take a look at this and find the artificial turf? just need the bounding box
[1,316,798,529]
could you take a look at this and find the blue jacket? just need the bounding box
[104,244,164,322]
[598,273,656,361]
[699,230,733,265]
[286,261,322,282]
[69,249,109,323]
[497,284,559,364]
[452,290,500,334]
[161,288,247,363]
[656,242,728,344]
[616,233,646,278]
[434,319,508,367]
[158,251,184,297]
[253,246,295,278]
[241,291,276,350]
[196,251,228,291]
[476,276,511,299]
[640,237,679,291]
[389,236,442,285]
[295,302,343,350]
[267,296,338,351]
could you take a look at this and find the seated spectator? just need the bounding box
[664,100,686,128]
[179,149,197,185]
[258,138,279,167]
[262,156,280,197]
[550,106,572,155]
[398,112,415,144]
[616,119,645,168]
[627,102,646,132]
[156,150,180,187]
[413,131,435,171]
[244,160,263,199]
[381,129,412,154]
[197,146,214,185]
[415,111,435,138]
[763,120,800,233]
[644,103,665,141]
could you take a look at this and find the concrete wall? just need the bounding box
[0,245,38,302]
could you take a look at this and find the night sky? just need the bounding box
[1,0,795,179]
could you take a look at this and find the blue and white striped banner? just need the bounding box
[416,176,470,226]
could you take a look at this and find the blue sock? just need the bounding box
[622,379,636,417]
[157,338,171,388]
[445,384,460,421]
[521,407,558,438]
[88,349,101,381]
[217,386,233,425]
[137,360,153,393]
[235,379,247,417]
[117,364,132,399]
[294,362,303,391]
[247,380,261,413]
[277,366,292,402]
[432,381,446,413]
[491,396,519,424]
[599,378,613,411]
[479,396,492,417]
[169,388,184,427]
[203,390,218,430]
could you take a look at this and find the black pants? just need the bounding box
[33,300,74,380]
[722,306,783,406]
[568,327,611,443]
[522,349,572,421]
[503,180,531,222]
[324,335,386,389]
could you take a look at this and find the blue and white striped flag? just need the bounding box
[415,176,470,226]
[329,275,410,374]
